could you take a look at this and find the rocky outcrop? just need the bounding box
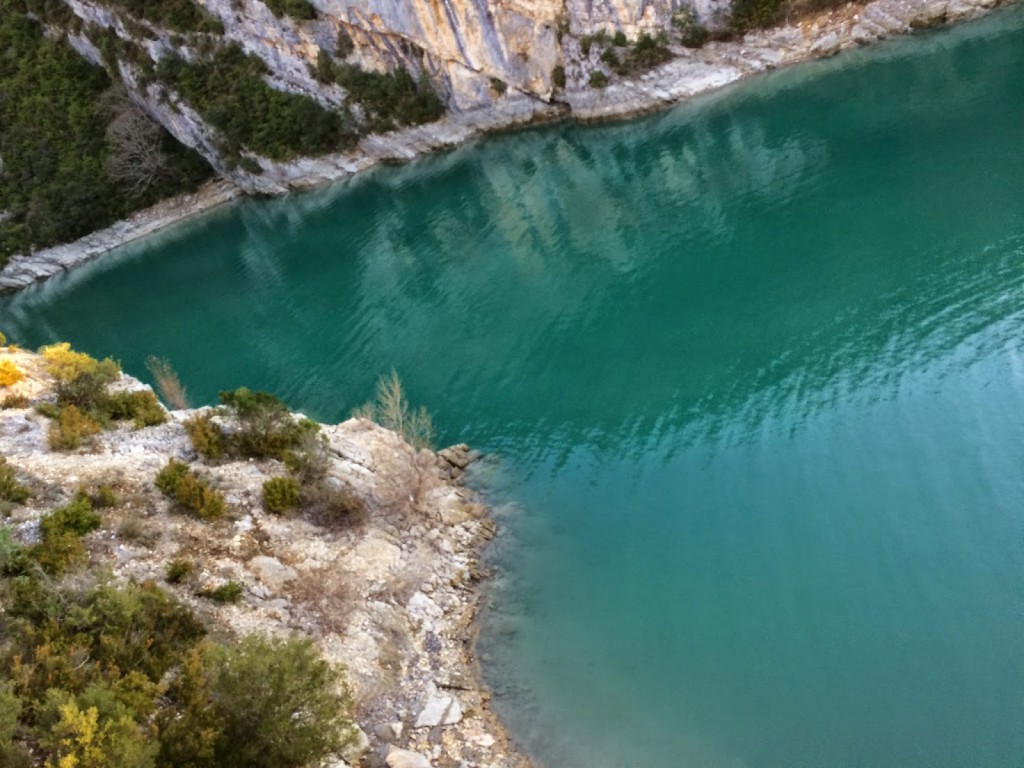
[0,345,527,767]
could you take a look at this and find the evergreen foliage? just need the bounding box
[0,526,354,768]
[262,476,302,514]
[262,0,317,20]
[99,0,224,33]
[156,43,358,162]
[333,63,445,133]
[155,459,226,520]
[0,4,211,264]
[0,458,30,505]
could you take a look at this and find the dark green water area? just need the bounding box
[4,8,1024,765]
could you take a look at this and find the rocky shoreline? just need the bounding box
[0,345,529,767]
[0,0,1011,295]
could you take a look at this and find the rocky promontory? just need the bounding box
[0,342,525,768]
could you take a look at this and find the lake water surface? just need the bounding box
[4,10,1024,766]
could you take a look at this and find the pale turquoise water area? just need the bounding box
[4,10,1024,766]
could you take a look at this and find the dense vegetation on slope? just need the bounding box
[0,4,210,266]
[0,524,355,768]
[0,3,211,265]
[155,44,359,163]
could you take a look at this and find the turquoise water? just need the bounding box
[4,10,1024,766]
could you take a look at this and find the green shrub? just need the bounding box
[23,493,100,575]
[40,493,101,538]
[335,29,354,58]
[154,459,189,497]
[0,458,30,504]
[2,394,29,409]
[263,0,317,19]
[625,31,671,71]
[262,476,302,514]
[156,43,357,162]
[184,412,227,459]
[198,581,243,603]
[334,63,445,133]
[39,693,157,768]
[589,70,609,87]
[35,402,60,419]
[155,459,226,520]
[219,387,319,460]
[48,404,102,450]
[0,331,6,346]
[0,682,29,767]
[26,530,87,575]
[680,23,710,47]
[600,47,620,68]
[98,0,223,32]
[672,6,710,47]
[312,48,335,84]
[163,636,355,768]
[729,0,783,32]
[106,390,168,428]
[91,483,119,508]
[489,77,507,95]
[612,29,627,46]
[165,558,194,584]
[551,64,566,88]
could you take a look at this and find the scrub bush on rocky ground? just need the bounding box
[263,475,302,514]
[0,458,30,505]
[155,459,226,520]
[39,343,167,450]
[186,389,364,525]
[0,522,356,767]
[0,360,24,388]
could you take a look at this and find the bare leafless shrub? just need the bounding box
[146,355,189,410]
[353,370,434,450]
[289,565,355,636]
[104,96,169,197]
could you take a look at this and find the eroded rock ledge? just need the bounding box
[0,346,526,768]
[0,0,1009,295]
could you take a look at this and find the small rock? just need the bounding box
[415,692,463,728]
[386,747,431,768]
[249,555,298,591]
[810,31,842,56]
[341,725,370,764]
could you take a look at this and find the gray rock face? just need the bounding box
[249,555,299,591]
[414,692,464,728]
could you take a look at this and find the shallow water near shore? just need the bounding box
[5,9,1024,767]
